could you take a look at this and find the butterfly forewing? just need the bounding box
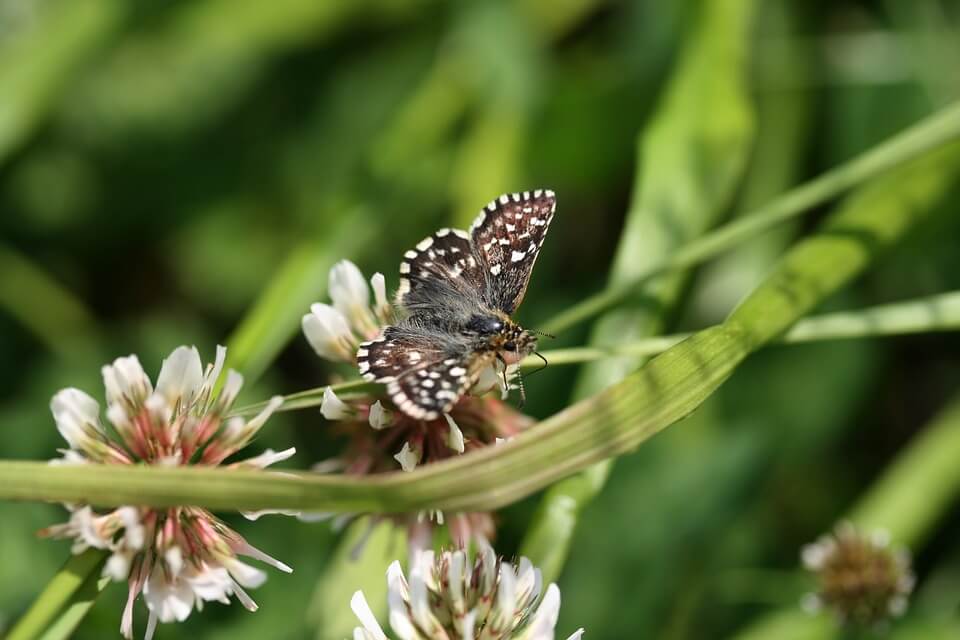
[470,189,556,314]
[396,228,488,315]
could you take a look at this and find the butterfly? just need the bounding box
[357,190,556,420]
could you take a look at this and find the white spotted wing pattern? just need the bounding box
[358,189,556,420]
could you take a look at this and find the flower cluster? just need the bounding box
[351,544,584,640]
[39,345,292,639]
[801,522,915,626]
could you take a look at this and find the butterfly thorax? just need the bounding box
[463,311,536,365]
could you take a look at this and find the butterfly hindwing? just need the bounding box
[470,189,556,313]
[357,326,447,383]
[387,351,494,420]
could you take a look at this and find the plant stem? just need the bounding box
[544,98,960,335]
[2,144,956,513]
[6,549,107,640]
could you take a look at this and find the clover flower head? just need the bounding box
[39,345,293,639]
[801,522,915,626]
[351,544,584,640]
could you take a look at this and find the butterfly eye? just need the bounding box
[504,341,517,351]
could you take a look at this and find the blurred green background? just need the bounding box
[3,0,960,638]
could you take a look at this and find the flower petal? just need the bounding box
[350,590,388,640]
[50,388,103,451]
[445,413,465,453]
[321,387,352,420]
[156,346,204,412]
[143,567,196,623]
[525,583,562,640]
[102,354,152,409]
[393,441,420,472]
[368,401,392,430]
[330,260,371,328]
[302,303,354,362]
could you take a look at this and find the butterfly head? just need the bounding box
[465,312,536,365]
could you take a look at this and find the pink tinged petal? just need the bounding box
[526,583,563,640]
[495,563,518,628]
[50,388,103,450]
[105,551,134,581]
[185,566,233,603]
[351,590,388,640]
[330,259,372,329]
[371,272,389,314]
[216,370,244,411]
[461,610,477,640]
[408,568,436,634]
[447,550,467,616]
[245,395,283,434]
[321,387,352,420]
[117,507,144,549]
[368,401,391,430]
[102,354,152,408]
[224,557,267,589]
[394,441,420,472]
[302,303,354,362]
[234,540,293,574]
[155,345,204,411]
[236,446,297,469]
[144,611,158,640]
[202,345,228,396]
[242,508,302,521]
[444,414,465,453]
[143,568,195,623]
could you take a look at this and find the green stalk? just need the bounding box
[230,291,960,416]
[523,0,760,583]
[6,550,107,640]
[3,143,955,515]
[545,98,960,335]
[0,245,102,359]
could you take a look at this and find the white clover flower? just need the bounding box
[302,260,393,364]
[351,545,584,640]
[39,345,293,640]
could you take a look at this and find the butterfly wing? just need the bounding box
[396,228,489,318]
[470,189,556,314]
[358,325,492,420]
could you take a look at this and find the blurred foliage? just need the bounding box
[3,0,960,639]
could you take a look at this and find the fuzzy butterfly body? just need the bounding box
[357,189,556,420]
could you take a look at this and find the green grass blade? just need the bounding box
[0,244,102,359]
[6,549,107,640]
[0,0,125,165]
[224,216,374,383]
[4,142,954,516]
[545,98,960,335]
[522,0,759,583]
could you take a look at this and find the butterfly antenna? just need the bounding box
[532,329,556,339]
[515,367,527,408]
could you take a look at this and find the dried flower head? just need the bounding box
[801,522,915,626]
[351,544,584,640]
[39,345,293,639]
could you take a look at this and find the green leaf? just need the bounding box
[0,0,125,164]
[224,215,375,383]
[4,141,957,515]
[307,519,404,640]
[5,549,108,640]
[522,0,759,583]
